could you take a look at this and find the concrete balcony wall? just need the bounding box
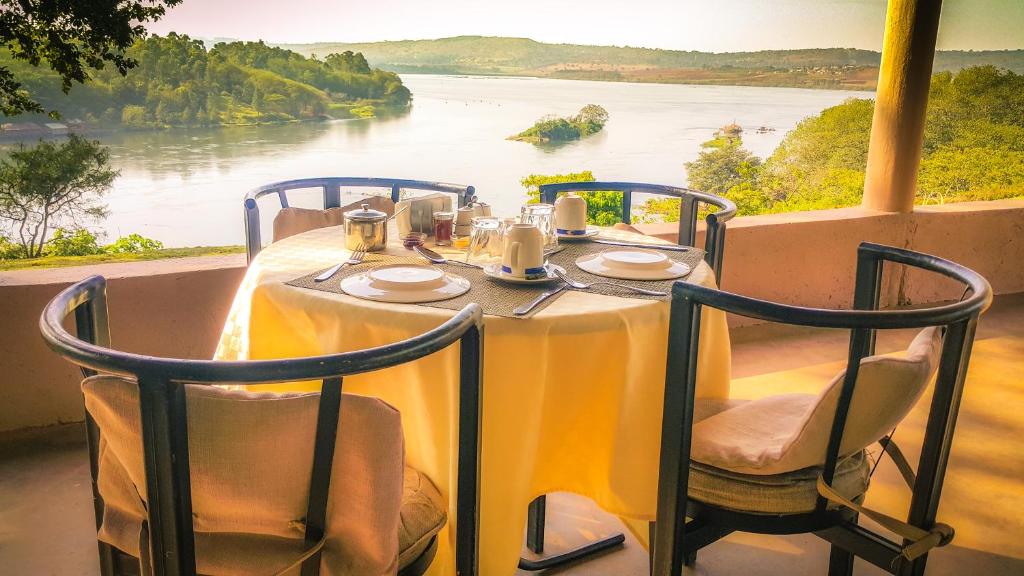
[635,199,1024,326]
[0,199,1021,432]
[0,256,246,432]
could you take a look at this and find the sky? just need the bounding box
[147,0,1023,52]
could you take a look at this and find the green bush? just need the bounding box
[349,105,376,118]
[0,235,25,259]
[106,233,164,254]
[521,171,623,225]
[45,228,104,256]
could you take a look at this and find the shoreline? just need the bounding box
[0,103,410,142]
[392,68,878,92]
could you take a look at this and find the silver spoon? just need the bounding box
[551,267,667,296]
[414,245,482,269]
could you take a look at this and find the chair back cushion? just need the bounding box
[85,375,405,575]
[691,327,943,475]
[272,197,396,243]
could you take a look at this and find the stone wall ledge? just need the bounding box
[0,253,246,287]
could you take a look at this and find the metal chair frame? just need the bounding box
[520,182,736,571]
[244,177,476,263]
[40,275,485,576]
[651,242,991,576]
[539,182,737,285]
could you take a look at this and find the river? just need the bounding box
[92,75,865,247]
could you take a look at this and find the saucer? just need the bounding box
[575,248,691,280]
[483,263,566,285]
[556,226,599,241]
[340,264,470,303]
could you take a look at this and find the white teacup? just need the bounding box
[555,193,588,235]
[501,223,546,279]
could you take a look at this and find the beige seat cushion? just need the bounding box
[272,196,396,242]
[98,456,444,574]
[84,375,436,576]
[689,398,870,514]
[398,467,447,568]
[691,327,943,476]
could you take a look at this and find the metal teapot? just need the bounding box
[343,203,388,251]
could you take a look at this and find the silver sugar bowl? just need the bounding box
[343,203,388,251]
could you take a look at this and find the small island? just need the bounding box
[509,104,608,144]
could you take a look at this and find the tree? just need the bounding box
[685,137,762,197]
[121,104,147,127]
[0,0,183,116]
[0,135,117,258]
[521,171,624,225]
[758,97,874,205]
[574,104,609,134]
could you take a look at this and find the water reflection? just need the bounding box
[103,108,412,180]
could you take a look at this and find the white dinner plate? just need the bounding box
[576,248,691,280]
[556,226,600,241]
[482,263,566,285]
[340,264,470,303]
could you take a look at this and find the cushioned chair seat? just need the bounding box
[688,452,870,515]
[398,466,447,568]
[102,466,445,575]
[85,375,445,575]
[676,329,943,516]
[687,398,871,515]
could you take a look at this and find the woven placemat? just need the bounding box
[286,241,706,318]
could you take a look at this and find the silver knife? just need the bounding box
[592,239,693,252]
[513,284,568,316]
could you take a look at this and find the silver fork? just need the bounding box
[552,267,667,296]
[313,244,366,282]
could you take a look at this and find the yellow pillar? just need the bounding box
[862,0,943,213]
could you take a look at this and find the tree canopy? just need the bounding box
[521,170,624,225]
[1,33,411,127]
[0,0,182,116]
[661,66,1024,219]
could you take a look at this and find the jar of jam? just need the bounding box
[433,211,455,246]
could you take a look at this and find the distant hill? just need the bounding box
[276,36,1024,91]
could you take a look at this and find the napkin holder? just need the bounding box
[396,193,453,237]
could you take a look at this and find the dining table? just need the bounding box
[213,223,731,575]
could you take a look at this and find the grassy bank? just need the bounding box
[0,246,245,271]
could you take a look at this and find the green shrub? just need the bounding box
[0,235,25,259]
[349,105,376,118]
[521,171,623,225]
[106,233,164,254]
[45,228,104,256]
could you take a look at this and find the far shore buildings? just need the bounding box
[0,119,83,139]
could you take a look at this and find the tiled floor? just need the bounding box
[3,294,1023,575]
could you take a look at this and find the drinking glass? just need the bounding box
[520,203,558,252]
[466,217,503,264]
